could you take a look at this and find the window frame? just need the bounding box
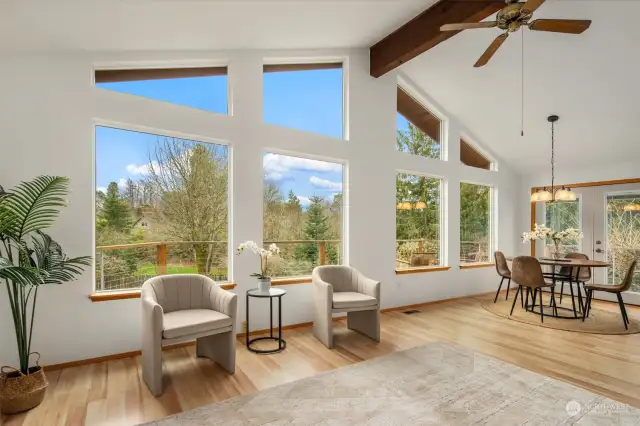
[396,77,448,161]
[92,119,233,293]
[459,180,495,267]
[395,170,447,273]
[92,61,231,115]
[262,57,349,140]
[261,149,348,280]
[460,133,497,171]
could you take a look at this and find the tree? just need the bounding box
[145,138,228,274]
[295,195,330,263]
[397,122,440,159]
[100,182,132,232]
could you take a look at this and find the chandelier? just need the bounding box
[396,201,427,210]
[530,115,576,203]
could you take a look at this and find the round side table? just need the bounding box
[245,288,287,354]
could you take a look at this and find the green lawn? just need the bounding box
[135,264,227,276]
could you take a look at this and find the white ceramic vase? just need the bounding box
[258,278,271,292]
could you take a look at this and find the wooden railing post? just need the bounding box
[319,242,326,265]
[418,239,423,253]
[157,244,167,275]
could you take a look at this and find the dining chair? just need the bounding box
[555,253,591,309]
[493,251,513,303]
[583,260,637,330]
[510,256,558,322]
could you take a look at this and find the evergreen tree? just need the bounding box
[100,182,132,232]
[295,195,330,263]
[286,190,302,211]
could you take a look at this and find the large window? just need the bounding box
[396,173,443,270]
[94,67,228,114]
[263,63,343,139]
[460,182,493,264]
[396,86,441,160]
[263,153,343,278]
[545,200,581,254]
[95,126,228,292]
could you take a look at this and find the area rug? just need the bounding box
[141,341,640,425]
[482,293,640,335]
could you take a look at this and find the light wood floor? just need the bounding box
[3,294,640,426]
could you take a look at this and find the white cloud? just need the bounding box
[96,186,107,193]
[298,196,311,207]
[264,172,285,182]
[126,161,159,176]
[309,176,342,191]
[117,178,128,189]
[263,153,341,176]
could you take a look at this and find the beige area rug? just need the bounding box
[482,292,640,335]
[141,341,640,425]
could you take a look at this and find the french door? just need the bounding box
[539,183,640,305]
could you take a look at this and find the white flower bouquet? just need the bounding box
[522,224,583,258]
[236,241,281,280]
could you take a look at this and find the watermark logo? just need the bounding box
[566,400,582,417]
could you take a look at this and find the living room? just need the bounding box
[0,0,638,424]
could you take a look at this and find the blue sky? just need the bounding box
[95,70,349,206]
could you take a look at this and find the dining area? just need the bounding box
[486,241,639,334]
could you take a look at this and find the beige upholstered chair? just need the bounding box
[312,266,380,349]
[584,260,637,330]
[510,256,558,322]
[141,274,237,396]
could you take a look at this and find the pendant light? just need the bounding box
[530,115,576,203]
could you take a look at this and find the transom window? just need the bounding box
[396,86,442,160]
[95,66,228,114]
[263,63,343,139]
[460,137,492,170]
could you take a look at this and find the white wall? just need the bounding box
[0,49,520,366]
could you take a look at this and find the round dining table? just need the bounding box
[506,256,611,319]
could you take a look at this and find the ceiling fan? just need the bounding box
[440,0,591,67]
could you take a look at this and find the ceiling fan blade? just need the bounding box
[521,0,546,15]
[440,21,498,31]
[474,33,509,68]
[528,19,592,34]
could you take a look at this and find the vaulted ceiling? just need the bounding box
[3,1,637,174]
[400,0,640,173]
[0,0,430,52]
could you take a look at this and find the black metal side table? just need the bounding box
[246,288,287,354]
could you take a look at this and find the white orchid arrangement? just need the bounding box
[522,223,584,244]
[236,241,281,279]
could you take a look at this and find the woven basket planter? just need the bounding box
[0,363,48,415]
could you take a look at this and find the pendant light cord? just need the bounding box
[521,29,525,137]
[550,119,555,192]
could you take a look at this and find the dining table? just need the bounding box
[506,256,611,319]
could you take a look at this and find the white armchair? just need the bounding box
[141,274,237,396]
[312,266,381,349]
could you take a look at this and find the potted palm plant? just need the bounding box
[0,176,90,414]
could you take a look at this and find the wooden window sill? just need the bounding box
[459,263,495,270]
[271,277,312,286]
[89,283,237,302]
[395,266,451,275]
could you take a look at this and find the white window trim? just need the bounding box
[459,180,495,264]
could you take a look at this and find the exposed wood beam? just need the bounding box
[370,0,505,78]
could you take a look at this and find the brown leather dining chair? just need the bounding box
[556,252,592,310]
[583,260,637,330]
[510,256,558,322]
[493,251,513,303]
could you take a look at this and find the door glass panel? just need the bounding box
[606,193,640,291]
[545,199,581,255]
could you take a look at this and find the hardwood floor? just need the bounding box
[3,294,640,426]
